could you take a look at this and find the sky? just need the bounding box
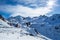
[0,0,60,18]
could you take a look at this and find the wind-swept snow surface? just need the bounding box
[0,19,51,40]
[0,28,51,40]
[0,19,12,28]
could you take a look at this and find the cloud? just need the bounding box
[0,0,48,8]
[0,0,57,17]
[14,0,48,7]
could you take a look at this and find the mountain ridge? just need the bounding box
[0,14,60,40]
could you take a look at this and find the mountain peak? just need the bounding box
[0,15,3,18]
[0,15,5,21]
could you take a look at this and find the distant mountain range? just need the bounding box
[0,14,60,40]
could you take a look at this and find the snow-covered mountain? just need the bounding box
[7,15,24,24]
[45,14,60,25]
[7,14,60,40]
[0,15,51,40]
[0,19,12,28]
[30,14,60,40]
[0,14,60,40]
[0,15,12,28]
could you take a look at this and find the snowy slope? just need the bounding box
[0,26,51,40]
[0,33,50,40]
[5,14,60,40]
[30,24,60,40]
[0,19,12,28]
[29,14,60,40]
[0,19,51,40]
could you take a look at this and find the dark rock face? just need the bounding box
[0,15,5,21]
[15,23,21,28]
[7,22,21,28]
[0,15,3,19]
[26,22,31,27]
